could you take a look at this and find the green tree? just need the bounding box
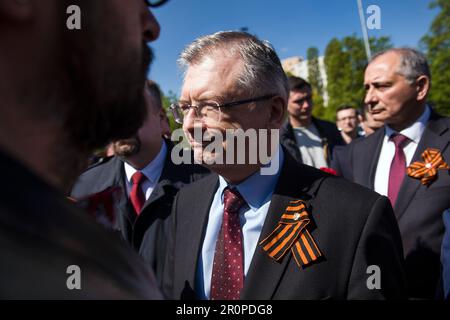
[161,90,181,132]
[307,47,326,119]
[421,0,450,116]
[324,35,391,121]
[324,38,352,121]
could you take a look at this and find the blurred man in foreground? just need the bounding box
[0,0,168,299]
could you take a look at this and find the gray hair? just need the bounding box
[370,48,431,84]
[178,31,289,101]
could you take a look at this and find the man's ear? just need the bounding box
[268,95,286,129]
[0,0,34,23]
[415,75,430,102]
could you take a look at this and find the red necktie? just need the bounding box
[210,188,246,300]
[388,134,410,206]
[130,171,146,215]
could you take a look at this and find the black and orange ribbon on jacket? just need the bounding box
[407,148,449,186]
[259,200,322,268]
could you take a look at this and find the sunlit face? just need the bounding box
[336,108,358,134]
[180,51,273,168]
[287,87,313,122]
[364,52,422,130]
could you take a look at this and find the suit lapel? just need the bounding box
[175,174,219,296]
[352,128,385,189]
[241,153,324,299]
[240,193,296,299]
[395,115,450,219]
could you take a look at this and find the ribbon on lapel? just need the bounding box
[407,148,450,186]
[259,199,322,268]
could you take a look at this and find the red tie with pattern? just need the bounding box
[130,171,146,215]
[388,133,410,206]
[210,188,246,300]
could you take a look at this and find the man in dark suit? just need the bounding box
[281,76,345,169]
[0,0,168,298]
[442,209,450,300]
[333,48,450,299]
[71,80,208,283]
[163,31,406,300]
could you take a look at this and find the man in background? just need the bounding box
[334,48,450,299]
[336,105,361,144]
[359,103,384,136]
[281,76,344,169]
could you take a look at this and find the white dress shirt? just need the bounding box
[124,141,167,201]
[374,106,431,197]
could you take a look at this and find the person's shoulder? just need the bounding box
[71,156,121,197]
[175,172,218,199]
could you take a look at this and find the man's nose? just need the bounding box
[141,6,161,42]
[364,87,378,105]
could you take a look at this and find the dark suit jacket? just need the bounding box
[281,117,345,167]
[333,112,450,299]
[442,209,450,300]
[0,150,162,299]
[163,150,406,300]
[71,140,209,284]
[331,145,353,180]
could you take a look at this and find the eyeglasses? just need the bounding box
[144,0,169,8]
[170,94,276,125]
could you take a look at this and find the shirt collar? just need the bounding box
[124,140,167,184]
[385,105,431,143]
[217,145,284,211]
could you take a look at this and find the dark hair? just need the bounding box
[336,105,356,114]
[287,76,312,92]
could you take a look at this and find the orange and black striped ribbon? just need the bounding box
[407,148,450,186]
[259,200,322,268]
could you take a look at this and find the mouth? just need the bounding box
[370,108,384,115]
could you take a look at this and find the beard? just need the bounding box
[113,136,142,158]
[64,44,153,154]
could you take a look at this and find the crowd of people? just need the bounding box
[1,0,449,300]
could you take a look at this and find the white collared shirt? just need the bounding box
[124,141,167,201]
[374,106,431,197]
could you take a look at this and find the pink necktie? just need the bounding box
[388,134,410,206]
[130,171,146,215]
[210,188,246,300]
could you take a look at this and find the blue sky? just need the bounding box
[149,0,439,96]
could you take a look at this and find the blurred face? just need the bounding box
[287,87,313,122]
[361,107,384,135]
[62,0,161,152]
[113,86,163,158]
[336,108,358,134]
[364,52,424,131]
[181,52,277,169]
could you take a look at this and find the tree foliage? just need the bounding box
[421,0,450,116]
[323,35,392,121]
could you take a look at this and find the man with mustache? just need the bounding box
[163,31,406,300]
[333,48,450,299]
[71,80,208,284]
[0,0,168,298]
